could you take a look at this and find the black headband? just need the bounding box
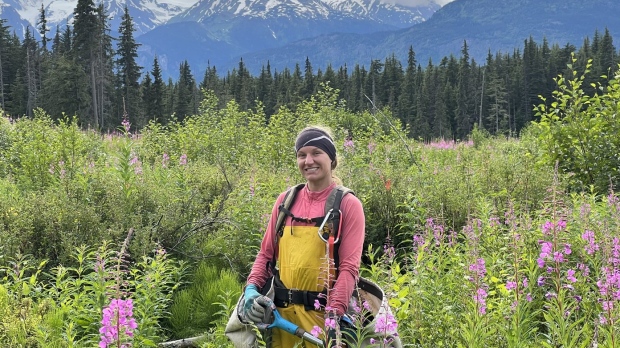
[295,129,337,161]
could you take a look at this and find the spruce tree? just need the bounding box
[22,27,39,117]
[95,4,115,130]
[398,46,417,131]
[175,60,196,120]
[37,4,50,51]
[0,18,12,110]
[149,57,165,124]
[115,6,142,127]
[72,0,99,127]
[303,56,315,97]
[40,56,90,119]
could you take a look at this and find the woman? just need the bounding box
[243,126,365,347]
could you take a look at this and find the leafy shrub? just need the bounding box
[534,57,620,193]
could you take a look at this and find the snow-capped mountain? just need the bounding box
[1,0,439,79]
[135,0,439,78]
[0,0,197,37]
[170,0,439,28]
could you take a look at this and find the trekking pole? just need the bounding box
[255,298,325,347]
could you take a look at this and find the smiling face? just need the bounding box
[296,145,333,191]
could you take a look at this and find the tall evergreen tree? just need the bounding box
[22,27,39,116]
[455,41,475,138]
[365,60,383,109]
[598,28,616,78]
[231,58,252,110]
[398,46,418,131]
[303,56,315,97]
[37,4,50,51]
[72,0,100,127]
[257,61,275,117]
[381,54,403,114]
[0,18,12,110]
[115,6,142,127]
[175,60,196,120]
[40,56,90,119]
[61,24,72,54]
[149,57,165,123]
[95,4,115,130]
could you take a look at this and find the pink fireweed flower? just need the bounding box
[162,153,170,168]
[506,281,517,291]
[556,219,567,231]
[611,238,620,267]
[311,325,323,338]
[99,298,137,348]
[343,139,354,152]
[563,244,572,255]
[413,234,425,248]
[383,245,395,262]
[363,300,371,311]
[567,269,577,283]
[553,251,565,263]
[578,263,590,277]
[314,299,321,310]
[474,288,488,314]
[542,221,554,235]
[522,278,528,288]
[489,216,501,227]
[121,118,131,133]
[325,317,337,330]
[375,312,398,335]
[179,154,187,166]
[469,258,487,279]
[537,276,545,287]
[582,230,600,255]
[540,241,553,258]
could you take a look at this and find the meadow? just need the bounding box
[1,64,619,347]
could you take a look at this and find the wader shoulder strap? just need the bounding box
[275,183,306,239]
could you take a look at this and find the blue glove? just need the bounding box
[244,285,265,323]
[244,285,261,312]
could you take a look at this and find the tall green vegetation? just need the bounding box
[0,61,619,345]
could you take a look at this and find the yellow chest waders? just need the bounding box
[273,225,328,348]
[267,185,351,348]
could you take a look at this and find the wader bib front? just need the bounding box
[272,223,328,348]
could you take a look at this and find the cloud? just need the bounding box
[387,0,456,7]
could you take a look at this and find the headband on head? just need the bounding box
[295,128,337,161]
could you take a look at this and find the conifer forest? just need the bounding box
[1,0,618,140]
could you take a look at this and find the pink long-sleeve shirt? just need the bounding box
[247,182,365,316]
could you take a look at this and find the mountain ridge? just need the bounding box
[232,0,620,74]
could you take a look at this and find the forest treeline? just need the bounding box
[0,0,618,139]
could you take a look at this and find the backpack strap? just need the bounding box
[323,186,354,284]
[275,183,306,240]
